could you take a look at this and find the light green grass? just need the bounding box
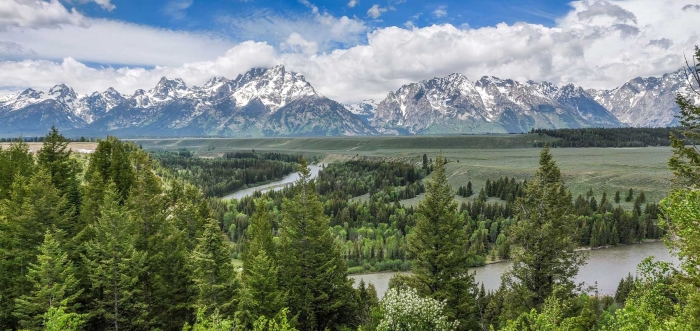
[135,136,673,203]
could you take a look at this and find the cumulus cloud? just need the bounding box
[1,0,700,104]
[348,0,358,8]
[281,33,319,55]
[220,6,366,51]
[0,0,89,31]
[433,6,447,18]
[367,5,388,19]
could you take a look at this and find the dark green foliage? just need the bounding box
[625,188,634,202]
[502,146,587,316]
[407,154,478,330]
[531,127,674,148]
[152,150,300,197]
[615,191,621,203]
[278,159,357,331]
[83,183,147,331]
[189,220,239,317]
[236,198,285,331]
[13,231,82,330]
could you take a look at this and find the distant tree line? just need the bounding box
[151,150,302,198]
[531,127,675,147]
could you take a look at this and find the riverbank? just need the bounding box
[348,240,669,276]
[350,241,678,298]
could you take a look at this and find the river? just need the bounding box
[349,241,678,298]
[223,165,323,200]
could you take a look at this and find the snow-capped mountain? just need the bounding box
[0,65,375,137]
[588,68,698,127]
[371,73,622,134]
[344,99,378,124]
[2,65,696,137]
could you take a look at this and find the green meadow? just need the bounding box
[134,134,673,203]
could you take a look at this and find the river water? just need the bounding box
[350,241,678,298]
[223,165,323,200]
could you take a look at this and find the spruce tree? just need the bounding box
[189,220,238,317]
[236,198,285,331]
[83,183,146,331]
[406,154,478,330]
[625,188,634,202]
[0,140,35,200]
[13,231,82,330]
[614,191,621,203]
[278,159,357,331]
[466,181,473,197]
[37,126,73,197]
[502,146,587,316]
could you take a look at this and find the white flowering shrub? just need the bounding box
[376,287,458,331]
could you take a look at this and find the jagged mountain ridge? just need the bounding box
[0,65,375,137]
[2,66,696,137]
[588,68,699,127]
[370,73,622,134]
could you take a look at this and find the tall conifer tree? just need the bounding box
[502,146,586,316]
[236,198,285,331]
[278,159,357,331]
[189,220,238,317]
[406,154,478,330]
[13,231,82,330]
[83,183,146,331]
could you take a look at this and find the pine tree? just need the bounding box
[37,126,73,197]
[614,191,621,203]
[189,220,238,317]
[625,188,634,202]
[0,140,35,200]
[406,154,478,330]
[13,231,82,330]
[466,181,473,197]
[502,146,587,316]
[83,183,147,331]
[278,159,357,331]
[124,149,171,329]
[236,198,285,331]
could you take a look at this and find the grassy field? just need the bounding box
[134,135,674,203]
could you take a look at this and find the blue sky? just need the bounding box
[1,0,699,103]
[89,0,573,44]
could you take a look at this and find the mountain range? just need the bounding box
[0,65,695,137]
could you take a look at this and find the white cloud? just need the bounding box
[281,33,319,55]
[220,7,366,51]
[0,19,235,67]
[348,0,358,8]
[0,0,89,31]
[163,0,193,20]
[367,4,387,19]
[1,0,700,105]
[432,5,447,18]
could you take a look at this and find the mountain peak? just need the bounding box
[48,84,77,102]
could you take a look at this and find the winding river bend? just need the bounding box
[223,165,323,200]
[350,241,678,298]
